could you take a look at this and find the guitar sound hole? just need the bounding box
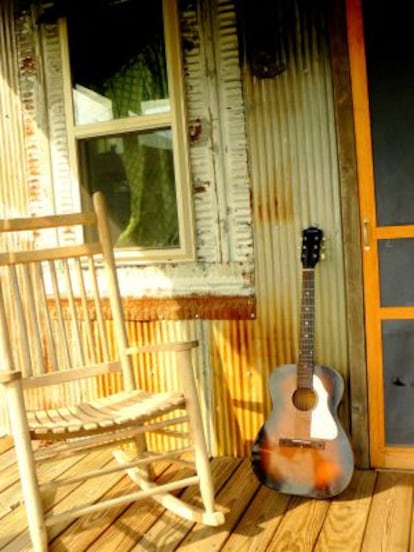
[292,388,317,411]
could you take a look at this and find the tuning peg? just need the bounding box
[320,236,326,261]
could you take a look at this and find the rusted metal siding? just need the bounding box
[210,319,262,456]
[15,3,55,216]
[206,0,350,457]
[198,1,349,459]
[181,0,253,264]
[41,21,78,215]
[0,0,28,436]
[0,0,27,217]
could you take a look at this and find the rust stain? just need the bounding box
[255,194,280,224]
[48,295,257,322]
[124,295,257,321]
[193,181,210,194]
[189,117,202,144]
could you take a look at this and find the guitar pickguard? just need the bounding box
[310,374,338,440]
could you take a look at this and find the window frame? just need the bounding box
[60,0,195,264]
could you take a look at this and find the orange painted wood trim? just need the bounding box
[379,308,414,320]
[346,0,384,466]
[345,0,376,223]
[375,226,414,239]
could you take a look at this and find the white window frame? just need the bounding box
[60,0,195,264]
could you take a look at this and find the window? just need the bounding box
[34,0,255,318]
[62,0,194,262]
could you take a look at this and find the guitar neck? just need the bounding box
[297,268,315,388]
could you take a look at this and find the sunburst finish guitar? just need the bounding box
[251,227,354,498]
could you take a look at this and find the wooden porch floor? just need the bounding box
[1,438,414,551]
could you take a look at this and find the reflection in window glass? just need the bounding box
[79,130,179,248]
[67,0,169,125]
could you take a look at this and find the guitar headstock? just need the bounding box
[301,226,324,269]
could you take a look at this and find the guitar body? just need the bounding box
[252,363,354,498]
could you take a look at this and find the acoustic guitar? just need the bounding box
[251,227,354,498]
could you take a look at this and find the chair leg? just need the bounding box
[21,473,48,552]
[190,418,216,513]
[7,382,48,551]
[133,433,152,481]
[179,349,225,525]
[113,431,151,479]
[113,446,224,526]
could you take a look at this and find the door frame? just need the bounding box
[346,0,414,469]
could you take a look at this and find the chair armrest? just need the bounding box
[125,340,199,355]
[0,371,22,384]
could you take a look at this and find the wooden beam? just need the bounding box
[327,0,370,468]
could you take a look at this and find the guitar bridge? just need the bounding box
[279,437,325,450]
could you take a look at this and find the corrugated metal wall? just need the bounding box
[208,0,349,456]
[0,0,28,436]
[0,0,27,217]
[0,0,349,457]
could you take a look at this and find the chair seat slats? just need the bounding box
[27,390,186,439]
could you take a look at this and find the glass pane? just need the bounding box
[67,1,169,125]
[383,320,414,445]
[379,239,414,307]
[79,130,179,249]
[363,0,414,226]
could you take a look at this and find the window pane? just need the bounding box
[67,1,169,125]
[383,320,414,445]
[379,238,414,306]
[364,0,414,226]
[79,130,179,249]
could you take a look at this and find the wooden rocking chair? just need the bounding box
[0,192,224,551]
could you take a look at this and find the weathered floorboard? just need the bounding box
[266,496,330,551]
[176,459,261,551]
[361,471,414,552]
[221,483,291,551]
[314,469,377,551]
[2,442,414,551]
[129,457,239,551]
[48,460,176,552]
[1,449,114,551]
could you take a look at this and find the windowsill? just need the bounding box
[121,294,256,320]
[48,294,256,321]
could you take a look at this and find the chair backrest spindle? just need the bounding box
[93,192,135,390]
[0,192,134,409]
